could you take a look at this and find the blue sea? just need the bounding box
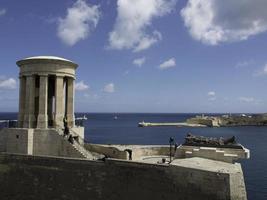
[1,112,266,200]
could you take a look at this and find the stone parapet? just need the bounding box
[0,154,247,200]
[175,145,250,163]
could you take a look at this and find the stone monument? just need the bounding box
[0,56,86,157]
[16,56,78,129]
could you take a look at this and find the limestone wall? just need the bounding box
[84,143,128,159]
[175,145,250,163]
[0,128,84,159]
[71,126,85,143]
[84,144,170,160]
[129,146,169,160]
[0,153,246,200]
[0,129,7,152]
[0,128,33,154]
[186,118,213,126]
[33,129,84,158]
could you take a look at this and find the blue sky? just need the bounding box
[0,0,267,113]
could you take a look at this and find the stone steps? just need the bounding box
[55,128,95,159]
[71,140,94,159]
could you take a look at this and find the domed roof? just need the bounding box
[22,56,73,62]
[16,55,78,68]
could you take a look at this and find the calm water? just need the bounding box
[1,113,266,200]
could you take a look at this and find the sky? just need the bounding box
[0,0,267,113]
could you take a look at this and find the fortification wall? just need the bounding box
[0,153,245,200]
[186,118,213,126]
[175,145,249,161]
[0,129,7,152]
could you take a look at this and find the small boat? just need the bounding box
[114,116,118,120]
[75,115,87,121]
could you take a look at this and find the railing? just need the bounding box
[75,115,87,127]
[0,120,18,130]
[0,116,86,130]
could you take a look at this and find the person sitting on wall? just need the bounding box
[98,154,109,161]
[174,143,178,152]
[64,125,70,137]
[63,117,67,128]
[73,135,79,143]
[68,134,74,144]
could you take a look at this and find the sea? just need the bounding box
[1,112,266,200]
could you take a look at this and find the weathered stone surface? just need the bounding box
[37,75,48,128]
[0,154,247,200]
[17,56,78,129]
[18,76,26,128]
[54,76,64,128]
[66,78,74,127]
[0,128,84,158]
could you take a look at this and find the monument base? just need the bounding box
[37,114,48,129]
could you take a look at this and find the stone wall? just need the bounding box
[186,118,213,127]
[0,128,33,154]
[84,144,170,160]
[84,143,128,159]
[130,146,170,160]
[175,145,250,163]
[71,127,84,138]
[0,129,7,152]
[0,153,246,200]
[0,128,84,159]
[32,129,83,158]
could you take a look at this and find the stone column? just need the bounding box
[66,77,75,127]
[37,75,48,128]
[54,76,64,128]
[18,76,26,128]
[23,75,36,128]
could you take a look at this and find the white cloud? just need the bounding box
[103,83,115,93]
[123,70,130,76]
[235,60,254,68]
[0,78,17,90]
[239,97,255,103]
[133,57,146,67]
[263,64,267,75]
[253,63,267,76]
[181,0,267,45]
[208,91,215,96]
[84,93,99,99]
[75,81,89,91]
[0,9,6,16]
[159,58,176,70]
[207,91,216,101]
[109,0,176,52]
[57,0,100,46]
